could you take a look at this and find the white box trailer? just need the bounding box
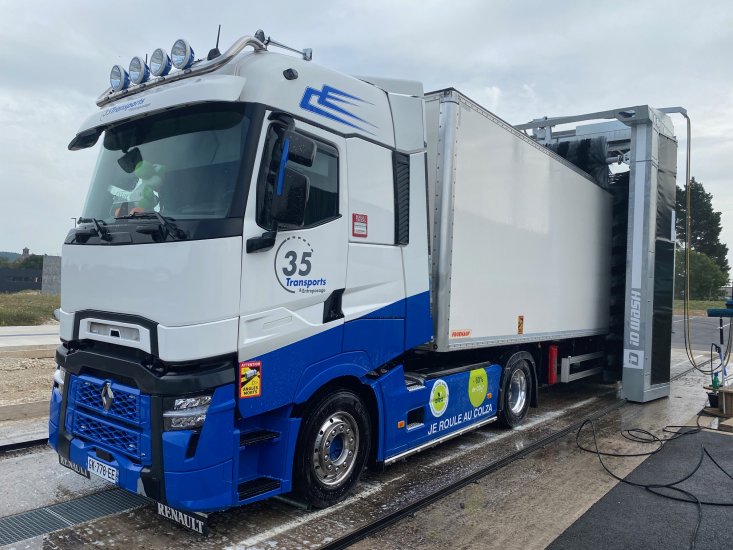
[425,89,612,352]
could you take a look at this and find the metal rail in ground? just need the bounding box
[320,399,627,550]
[0,437,49,454]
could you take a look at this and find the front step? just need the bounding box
[239,429,279,447]
[404,372,426,391]
[237,477,281,501]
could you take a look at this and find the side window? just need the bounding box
[256,125,339,230]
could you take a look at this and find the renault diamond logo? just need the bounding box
[101,382,115,412]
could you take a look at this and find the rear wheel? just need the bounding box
[498,352,534,428]
[293,390,371,508]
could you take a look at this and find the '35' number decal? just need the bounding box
[282,251,312,276]
[274,236,316,293]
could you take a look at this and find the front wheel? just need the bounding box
[498,352,534,428]
[293,390,371,508]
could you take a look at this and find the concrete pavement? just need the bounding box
[0,324,59,358]
[0,324,59,348]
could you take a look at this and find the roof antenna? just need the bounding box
[207,25,222,61]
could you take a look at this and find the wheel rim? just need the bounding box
[313,411,359,487]
[508,367,528,415]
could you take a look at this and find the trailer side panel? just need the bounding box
[427,90,612,351]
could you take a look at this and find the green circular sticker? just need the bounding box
[429,379,449,417]
[468,368,488,408]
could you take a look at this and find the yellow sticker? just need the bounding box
[517,315,524,335]
[468,368,488,408]
[240,361,262,398]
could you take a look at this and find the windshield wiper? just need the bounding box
[118,212,187,241]
[76,217,112,242]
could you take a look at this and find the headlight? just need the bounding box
[163,393,212,431]
[53,365,66,388]
[174,395,211,410]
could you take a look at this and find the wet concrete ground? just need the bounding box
[0,445,108,518]
[0,348,717,549]
[354,364,717,549]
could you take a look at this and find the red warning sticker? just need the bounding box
[239,361,262,398]
[352,213,368,238]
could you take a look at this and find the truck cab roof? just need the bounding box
[71,40,425,152]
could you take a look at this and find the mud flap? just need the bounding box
[156,502,208,534]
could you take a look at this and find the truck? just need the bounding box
[49,30,680,531]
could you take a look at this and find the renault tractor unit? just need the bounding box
[49,31,678,531]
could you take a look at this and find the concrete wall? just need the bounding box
[41,255,61,295]
[0,268,42,293]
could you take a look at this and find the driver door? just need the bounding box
[238,117,348,412]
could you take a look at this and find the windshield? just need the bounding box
[81,103,253,224]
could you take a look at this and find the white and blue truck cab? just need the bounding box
[49,31,679,531]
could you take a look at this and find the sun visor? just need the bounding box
[69,74,247,150]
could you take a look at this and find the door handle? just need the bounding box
[246,231,277,253]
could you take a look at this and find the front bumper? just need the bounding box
[49,344,237,512]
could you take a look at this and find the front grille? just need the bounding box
[72,376,147,426]
[66,374,152,465]
[71,410,151,463]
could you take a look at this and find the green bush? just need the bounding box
[675,249,728,300]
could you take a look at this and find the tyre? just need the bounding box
[293,390,371,508]
[498,352,534,428]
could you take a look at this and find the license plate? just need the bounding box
[87,456,118,484]
[59,455,90,478]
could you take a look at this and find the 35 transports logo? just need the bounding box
[274,236,327,294]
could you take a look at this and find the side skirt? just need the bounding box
[384,415,497,466]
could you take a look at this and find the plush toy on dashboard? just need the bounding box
[108,160,167,216]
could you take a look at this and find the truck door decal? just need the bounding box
[300,85,377,134]
[274,236,327,294]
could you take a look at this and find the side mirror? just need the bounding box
[118,147,143,173]
[283,131,316,167]
[68,128,102,151]
[272,168,310,226]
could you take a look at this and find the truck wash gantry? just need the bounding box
[518,106,680,403]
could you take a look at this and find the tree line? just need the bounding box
[675,178,729,300]
[0,255,44,270]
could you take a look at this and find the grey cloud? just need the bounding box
[1,0,732,268]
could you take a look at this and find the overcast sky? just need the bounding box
[2,0,732,269]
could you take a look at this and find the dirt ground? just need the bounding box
[0,357,55,406]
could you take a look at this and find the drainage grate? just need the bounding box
[0,488,151,546]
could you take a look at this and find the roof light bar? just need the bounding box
[97,34,267,107]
